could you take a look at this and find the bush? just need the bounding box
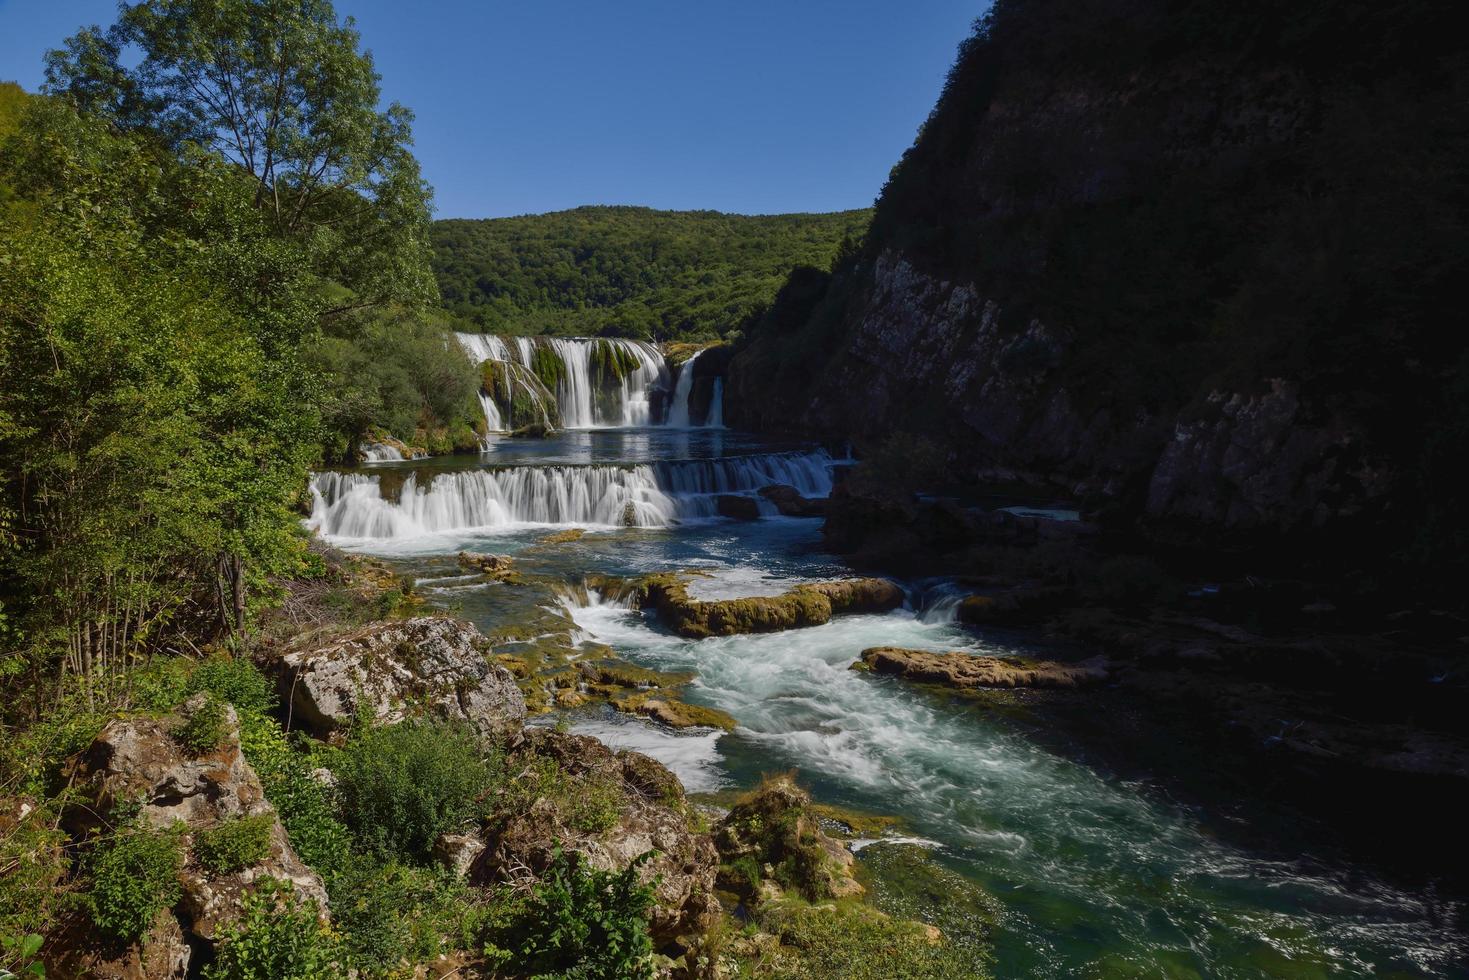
[332,855,491,976]
[87,821,185,943]
[236,717,350,880]
[175,694,228,755]
[484,849,656,980]
[196,814,275,876]
[203,878,341,980]
[331,720,496,862]
[190,656,276,717]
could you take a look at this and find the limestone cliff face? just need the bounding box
[729,0,1462,547]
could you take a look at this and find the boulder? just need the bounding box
[957,587,1070,626]
[470,728,719,945]
[639,574,904,639]
[64,695,329,949]
[759,484,828,517]
[715,494,762,520]
[277,616,526,736]
[857,647,1110,689]
[714,775,862,903]
[47,908,192,980]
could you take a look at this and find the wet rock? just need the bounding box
[958,587,1070,626]
[536,527,586,545]
[276,616,526,736]
[639,573,903,639]
[457,550,515,579]
[64,695,329,948]
[616,692,738,731]
[759,484,828,517]
[715,494,762,520]
[856,647,1110,689]
[470,728,719,945]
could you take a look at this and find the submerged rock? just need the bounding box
[637,573,903,639]
[276,616,526,736]
[759,483,828,517]
[470,728,719,945]
[715,493,762,520]
[857,647,1110,689]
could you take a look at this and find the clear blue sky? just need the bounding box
[0,1,984,218]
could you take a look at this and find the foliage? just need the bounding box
[330,855,490,977]
[235,708,350,880]
[196,814,275,876]
[175,694,229,755]
[84,819,185,943]
[483,849,656,980]
[330,719,496,862]
[0,932,45,978]
[433,206,870,341]
[756,898,983,980]
[310,305,481,461]
[0,800,70,948]
[202,877,342,980]
[43,0,435,310]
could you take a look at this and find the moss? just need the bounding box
[536,527,586,545]
[614,692,738,731]
[637,573,903,639]
[713,774,858,903]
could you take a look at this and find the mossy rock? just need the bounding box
[634,573,904,639]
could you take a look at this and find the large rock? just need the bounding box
[715,494,762,520]
[857,647,1110,689]
[639,574,904,639]
[714,775,862,903]
[63,695,328,953]
[470,728,719,945]
[759,483,828,517]
[277,616,526,736]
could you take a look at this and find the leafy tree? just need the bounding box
[43,0,435,311]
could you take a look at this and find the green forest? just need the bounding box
[432,206,871,341]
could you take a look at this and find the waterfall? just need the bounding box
[707,378,724,428]
[361,443,405,462]
[666,351,699,428]
[307,450,833,540]
[455,332,667,431]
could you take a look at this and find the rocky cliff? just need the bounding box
[730,0,1466,570]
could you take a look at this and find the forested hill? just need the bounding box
[431,205,870,341]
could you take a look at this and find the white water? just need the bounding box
[559,588,1463,978]
[667,351,700,428]
[455,332,667,431]
[706,377,724,428]
[360,443,405,462]
[306,450,833,542]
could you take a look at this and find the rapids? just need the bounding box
[308,428,1465,978]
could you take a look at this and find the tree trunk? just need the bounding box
[231,554,247,637]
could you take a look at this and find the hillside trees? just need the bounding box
[1,0,441,702]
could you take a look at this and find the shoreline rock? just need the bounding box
[638,574,904,638]
[275,616,526,736]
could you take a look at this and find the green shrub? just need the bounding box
[237,717,350,880]
[175,694,229,755]
[484,849,656,980]
[0,798,70,942]
[332,856,491,976]
[331,720,496,862]
[758,899,983,980]
[190,656,276,717]
[87,821,185,943]
[196,814,275,876]
[203,878,341,980]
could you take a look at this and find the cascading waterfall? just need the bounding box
[307,450,832,540]
[666,350,701,428]
[455,332,668,431]
[706,378,724,427]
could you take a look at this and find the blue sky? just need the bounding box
[0,1,983,218]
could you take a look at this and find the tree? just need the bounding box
[43,0,436,313]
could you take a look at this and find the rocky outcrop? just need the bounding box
[759,483,828,517]
[470,728,719,945]
[47,909,192,980]
[276,616,526,736]
[714,775,862,903]
[62,695,328,967]
[637,574,904,638]
[715,494,761,521]
[857,647,1110,690]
